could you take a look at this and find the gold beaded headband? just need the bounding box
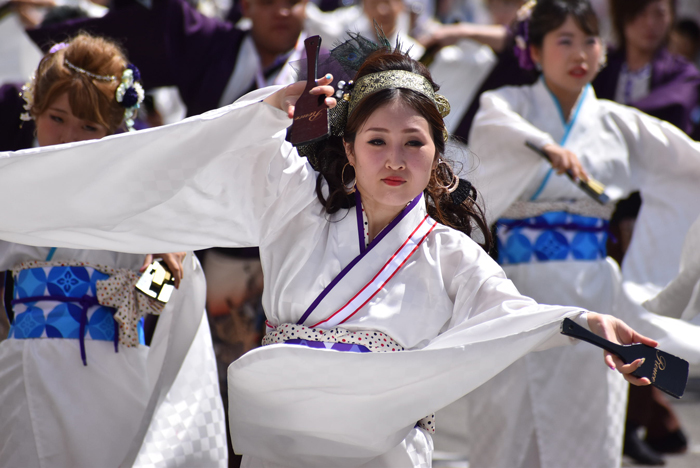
[347,70,451,119]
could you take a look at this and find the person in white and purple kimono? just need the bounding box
[0,32,663,467]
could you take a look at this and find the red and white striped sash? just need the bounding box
[309,215,437,328]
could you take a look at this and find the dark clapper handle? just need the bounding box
[561,318,629,359]
[287,35,330,146]
[524,141,610,205]
[561,318,689,399]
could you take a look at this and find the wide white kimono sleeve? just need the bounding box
[602,103,700,290]
[228,229,588,468]
[0,88,316,254]
[468,87,557,223]
[644,215,700,322]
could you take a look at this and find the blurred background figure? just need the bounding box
[592,4,700,462]
[669,17,700,65]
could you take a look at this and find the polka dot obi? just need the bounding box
[262,323,435,433]
[262,323,405,352]
[496,211,609,265]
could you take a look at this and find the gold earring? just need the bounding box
[435,159,459,193]
[342,162,356,194]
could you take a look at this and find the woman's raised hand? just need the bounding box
[264,74,336,119]
[542,143,589,182]
[586,312,659,386]
[140,252,187,289]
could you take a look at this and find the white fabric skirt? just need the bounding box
[0,338,150,467]
[465,258,627,468]
[0,312,226,468]
[241,427,433,468]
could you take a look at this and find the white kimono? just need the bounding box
[0,247,226,467]
[644,214,700,323]
[0,88,603,467]
[464,78,700,467]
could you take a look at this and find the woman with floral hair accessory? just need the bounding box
[0,33,227,467]
[0,34,663,466]
[464,0,700,466]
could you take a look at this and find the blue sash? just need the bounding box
[7,265,143,365]
[496,211,608,265]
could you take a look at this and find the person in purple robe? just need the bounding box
[593,0,700,134]
[590,0,700,465]
[26,0,310,117]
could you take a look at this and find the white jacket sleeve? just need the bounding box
[0,88,318,254]
[468,86,556,223]
[603,102,700,290]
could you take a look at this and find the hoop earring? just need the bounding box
[435,159,459,193]
[598,44,608,69]
[342,162,356,194]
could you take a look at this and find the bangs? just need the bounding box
[572,9,600,37]
[66,78,114,129]
[530,0,601,47]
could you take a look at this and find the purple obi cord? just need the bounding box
[284,338,371,353]
[11,295,118,366]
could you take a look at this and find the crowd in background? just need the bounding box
[1,0,700,467]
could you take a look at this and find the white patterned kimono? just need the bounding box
[0,242,227,468]
[0,88,610,467]
[463,78,700,468]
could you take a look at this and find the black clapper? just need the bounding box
[561,318,689,398]
[525,141,610,205]
[286,35,330,146]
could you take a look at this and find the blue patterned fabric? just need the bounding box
[8,266,119,342]
[496,211,608,266]
[285,338,371,353]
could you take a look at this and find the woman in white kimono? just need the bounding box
[0,35,227,468]
[464,0,700,467]
[0,35,656,467]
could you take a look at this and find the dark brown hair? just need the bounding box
[610,0,674,50]
[314,48,493,250]
[529,0,600,49]
[30,33,129,133]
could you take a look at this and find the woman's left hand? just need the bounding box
[263,74,336,119]
[586,312,659,386]
[140,252,187,289]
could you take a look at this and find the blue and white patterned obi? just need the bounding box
[8,265,120,365]
[496,211,609,266]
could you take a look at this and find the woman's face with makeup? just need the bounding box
[35,92,108,147]
[345,98,436,219]
[531,15,603,96]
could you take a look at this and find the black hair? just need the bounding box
[674,18,700,44]
[610,0,675,49]
[313,48,493,250]
[529,0,600,49]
